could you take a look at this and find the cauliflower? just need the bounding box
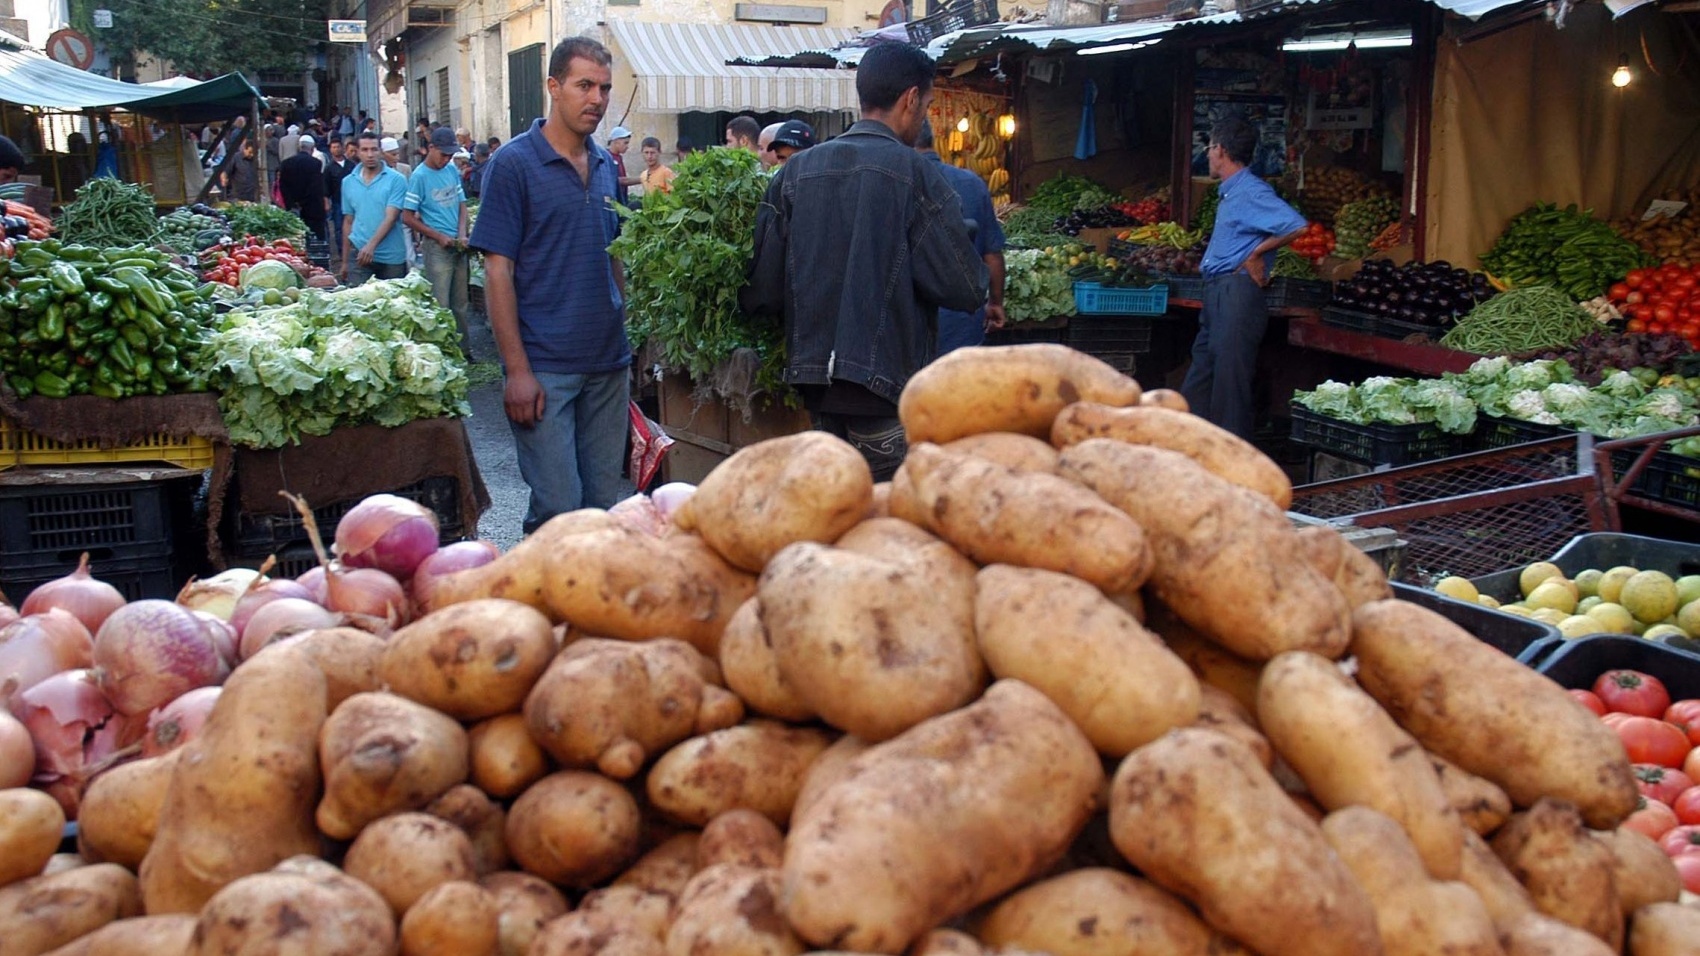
[1507,389,1560,425]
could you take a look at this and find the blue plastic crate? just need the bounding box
[1073,282,1168,316]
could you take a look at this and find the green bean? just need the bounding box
[1438,285,1599,355]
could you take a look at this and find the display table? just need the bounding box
[1286,314,1480,377]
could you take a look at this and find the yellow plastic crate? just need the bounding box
[0,417,216,471]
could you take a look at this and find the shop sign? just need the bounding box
[328,19,367,43]
[1309,106,1372,130]
[92,9,113,28]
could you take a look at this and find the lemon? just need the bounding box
[1621,570,1680,624]
[1584,602,1636,635]
[1576,596,1602,614]
[1678,599,1700,637]
[1519,562,1564,598]
[1645,624,1688,643]
[1556,615,1599,639]
[1531,608,1571,626]
[1597,566,1640,604]
[1498,604,1534,618]
[1435,577,1480,602]
[1574,568,1604,598]
[1526,580,1578,615]
[1477,595,1501,609]
[1677,575,1700,607]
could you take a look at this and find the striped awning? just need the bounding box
[608,20,859,113]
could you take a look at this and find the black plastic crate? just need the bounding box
[226,475,464,557]
[1066,315,1154,354]
[1644,449,1700,509]
[229,542,318,580]
[3,550,189,604]
[1319,306,1438,341]
[985,323,1067,346]
[0,475,202,560]
[1470,532,1700,604]
[1158,273,1206,302]
[1288,406,1464,466]
[905,0,998,44]
[1473,414,1576,451]
[1390,582,1560,664]
[1534,634,1700,698]
[1265,277,1332,310]
[306,237,331,268]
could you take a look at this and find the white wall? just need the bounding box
[407,26,464,129]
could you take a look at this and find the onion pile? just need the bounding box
[176,567,265,621]
[410,540,500,609]
[142,685,222,757]
[0,609,95,712]
[239,598,339,660]
[285,491,411,629]
[20,553,128,635]
[92,600,229,717]
[335,493,440,580]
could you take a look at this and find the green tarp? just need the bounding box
[0,47,261,123]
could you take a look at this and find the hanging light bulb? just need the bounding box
[1611,54,1632,88]
[956,116,971,133]
[997,114,1017,138]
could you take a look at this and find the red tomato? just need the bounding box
[1687,746,1700,780]
[1609,282,1631,301]
[1669,700,1700,741]
[1656,305,1678,323]
[1675,787,1700,826]
[1595,669,1673,717]
[1611,715,1693,767]
[1677,274,1698,290]
[1626,270,1648,288]
[1659,824,1700,857]
[1676,854,1700,894]
[1625,796,1680,840]
[1627,318,1648,334]
[1636,764,1696,804]
[1627,291,1646,305]
[1568,688,1608,716]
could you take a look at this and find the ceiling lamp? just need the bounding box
[1611,54,1632,88]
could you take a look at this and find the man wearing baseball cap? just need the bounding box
[607,126,636,206]
[404,126,472,348]
[0,135,26,184]
[768,120,814,168]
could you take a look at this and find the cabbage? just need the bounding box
[241,259,301,292]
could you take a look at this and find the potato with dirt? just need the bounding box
[1490,799,1622,949]
[343,812,478,917]
[781,680,1103,954]
[790,735,871,822]
[1593,827,1680,917]
[716,599,813,723]
[1060,441,1351,661]
[0,863,139,956]
[898,344,1140,444]
[188,856,396,956]
[698,809,785,869]
[37,914,196,956]
[1627,902,1700,956]
[74,751,179,870]
[974,565,1198,756]
[1499,911,1617,956]
[399,881,500,956]
[941,433,1059,473]
[1291,526,1394,609]
[264,626,385,709]
[1430,753,1513,837]
[978,867,1249,956]
[1351,600,1637,829]
[426,785,509,875]
[1192,684,1272,769]
[528,910,666,956]
[422,509,621,614]
[505,771,643,889]
[614,832,701,899]
[468,714,548,798]
[1050,402,1293,508]
[575,885,672,941]
[524,638,744,779]
[673,432,873,573]
[1458,829,1536,929]
[478,872,569,956]
[646,721,834,827]
[1107,727,1382,956]
[316,691,470,841]
[0,788,64,889]
[665,864,804,956]
[1150,608,1264,713]
[379,599,556,720]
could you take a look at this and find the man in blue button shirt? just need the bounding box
[404,126,471,349]
[339,131,410,285]
[915,121,1005,353]
[470,36,632,532]
[1183,116,1308,440]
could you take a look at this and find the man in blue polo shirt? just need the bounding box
[1183,116,1307,440]
[404,126,470,349]
[470,35,632,532]
[339,131,410,285]
[915,121,1004,353]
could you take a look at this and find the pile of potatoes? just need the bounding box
[3,342,1698,956]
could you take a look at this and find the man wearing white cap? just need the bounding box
[607,126,636,206]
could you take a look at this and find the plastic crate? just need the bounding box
[1473,414,1576,451]
[1643,449,1700,509]
[1265,277,1332,310]
[1318,306,1438,341]
[984,323,1067,346]
[1288,406,1464,466]
[1,418,215,472]
[226,475,464,556]
[1470,533,1700,607]
[3,550,188,604]
[1074,282,1168,316]
[1390,582,1561,664]
[0,475,202,560]
[1065,315,1154,354]
[904,0,999,44]
[306,237,331,268]
[1158,273,1205,302]
[229,542,318,579]
[1534,635,1700,697]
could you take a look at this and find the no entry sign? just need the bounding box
[46,28,95,71]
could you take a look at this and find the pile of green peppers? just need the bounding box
[0,240,216,399]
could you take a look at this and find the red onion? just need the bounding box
[335,493,440,580]
[409,540,500,609]
[297,565,328,603]
[142,686,222,757]
[652,482,697,523]
[283,491,412,632]
[18,668,112,779]
[92,600,228,717]
[193,612,240,669]
[0,709,32,788]
[0,604,17,630]
[239,598,339,660]
[610,494,667,537]
[228,578,318,637]
[20,553,127,636]
[1,610,95,714]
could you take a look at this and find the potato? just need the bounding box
[139,646,326,914]
[468,714,548,799]
[1593,827,1681,917]
[478,872,569,956]
[697,809,784,870]
[1140,388,1188,411]
[379,599,556,720]
[0,863,139,956]
[1292,526,1393,609]
[665,864,803,956]
[1490,799,1622,948]
[1050,402,1292,508]
[790,735,870,822]
[316,691,470,840]
[614,832,701,899]
[1257,651,1464,879]
[673,432,873,573]
[40,856,84,878]
[399,881,499,956]
[1321,806,1502,956]
[1149,607,1264,714]
[528,911,666,956]
[75,752,178,870]
[1352,600,1638,829]
[344,812,478,917]
[0,788,65,888]
[781,680,1103,953]
[524,638,744,779]
[1459,829,1536,929]
[759,524,983,742]
[424,509,621,614]
[576,885,672,939]
[189,856,396,956]
[907,930,983,956]
[646,721,833,827]
[1193,684,1272,769]
[978,867,1249,956]
[868,482,891,519]
[974,565,1198,755]
[426,785,509,876]
[894,444,1152,595]
[897,344,1140,444]
[1107,727,1382,956]
[716,599,813,723]
[38,914,195,956]
[267,626,386,709]
[1060,441,1351,661]
[506,771,642,888]
[1499,911,1617,956]
[1431,752,1513,836]
[1627,902,1700,956]
[940,432,1059,473]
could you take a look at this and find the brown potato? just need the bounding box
[0,863,140,956]
[316,691,470,841]
[575,885,673,940]
[1459,829,1536,930]
[189,856,396,956]
[1193,684,1273,769]
[716,598,813,723]
[1050,402,1292,508]
[40,855,84,878]
[1150,606,1264,714]
[267,626,386,709]
[1352,600,1638,829]
[978,867,1249,956]
[0,788,65,888]
[506,772,642,889]
[673,432,873,573]
[867,482,892,519]
[1140,388,1188,411]
[906,930,983,956]
[664,864,804,956]
[614,832,701,899]
[1627,902,1700,956]
[646,721,834,827]
[38,914,196,956]
[379,599,556,720]
[1490,799,1622,949]
[1431,752,1513,836]
[940,432,1059,474]
[790,735,870,823]
[974,565,1198,755]
[897,344,1141,444]
[426,785,509,876]
[781,680,1103,954]
[1499,911,1617,956]
[75,752,178,870]
[1257,651,1464,879]
[1061,441,1351,661]
[1107,727,1382,956]
[424,509,621,614]
[399,881,499,956]
[344,812,478,917]
[697,809,784,870]
[478,872,569,956]
[468,714,549,799]
[528,910,667,956]
[1593,827,1681,916]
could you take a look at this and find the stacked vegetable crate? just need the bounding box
[1065,283,1168,374]
[0,473,205,600]
[1288,406,1465,468]
[224,476,467,576]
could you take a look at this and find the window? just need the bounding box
[508,43,545,137]
[436,68,451,128]
[416,77,429,124]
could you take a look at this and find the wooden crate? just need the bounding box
[656,374,810,483]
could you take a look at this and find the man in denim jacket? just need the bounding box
[741,42,987,479]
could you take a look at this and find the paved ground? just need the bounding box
[462,316,528,551]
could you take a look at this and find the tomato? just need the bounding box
[1676,854,1700,894]
[1687,745,1700,780]
[1656,305,1678,323]
[1611,715,1693,767]
[1627,291,1646,305]
[1595,669,1672,717]
[1636,764,1696,804]
[1625,796,1680,840]
[1675,787,1700,826]
[1609,282,1631,301]
[1627,318,1648,334]
[1668,700,1700,745]
[1627,270,1648,288]
[1568,688,1608,716]
[1678,274,1698,290]
[1659,824,1700,857]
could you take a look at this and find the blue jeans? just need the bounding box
[347,260,408,286]
[1181,272,1267,440]
[510,368,633,534]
